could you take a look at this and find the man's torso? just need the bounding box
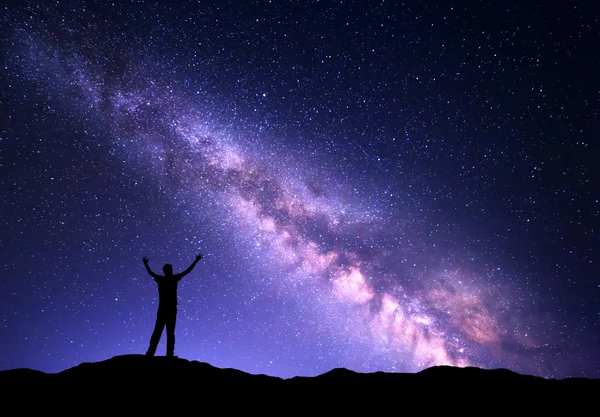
[156,277,179,307]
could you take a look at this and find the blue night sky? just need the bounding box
[1,0,599,379]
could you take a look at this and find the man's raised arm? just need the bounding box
[176,253,203,279]
[142,257,161,280]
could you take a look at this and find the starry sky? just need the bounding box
[1,0,599,379]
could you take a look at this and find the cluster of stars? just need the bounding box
[1,1,598,379]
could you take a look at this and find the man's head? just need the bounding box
[163,264,173,276]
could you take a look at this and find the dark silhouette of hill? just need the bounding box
[1,355,598,385]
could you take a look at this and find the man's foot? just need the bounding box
[145,351,155,357]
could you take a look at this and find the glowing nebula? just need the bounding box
[3,28,563,378]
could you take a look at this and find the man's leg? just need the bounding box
[166,309,177,357]
[146,312,166,356]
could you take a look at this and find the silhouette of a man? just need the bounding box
[142,253,203,357]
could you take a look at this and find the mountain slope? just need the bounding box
[1,354,598,385]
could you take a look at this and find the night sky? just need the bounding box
[1,1,599,379]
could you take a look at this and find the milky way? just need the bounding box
[1,1,598,379]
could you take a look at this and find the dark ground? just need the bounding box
[1,354,598,385]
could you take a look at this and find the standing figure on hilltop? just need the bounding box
[142,253,203,357]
